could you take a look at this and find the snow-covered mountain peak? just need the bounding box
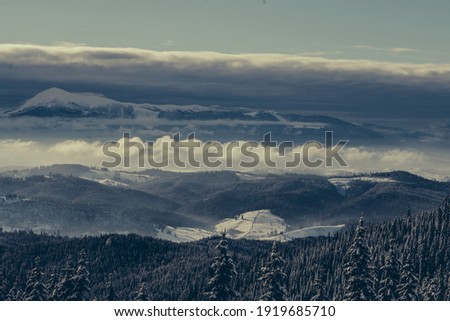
[9,88,135,118]
[20,87,120,109]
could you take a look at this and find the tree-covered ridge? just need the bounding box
[0,197,449,301]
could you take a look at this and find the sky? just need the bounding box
[0,1,450,121]
[1,0,450,63]
[0,1,450,177]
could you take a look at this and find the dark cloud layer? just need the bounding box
[1,44,450,120]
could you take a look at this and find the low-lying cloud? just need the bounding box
[1,44,450,118]
[1,136,448,181]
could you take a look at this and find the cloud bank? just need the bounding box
[1,137,448,181]
[1,44,450,118]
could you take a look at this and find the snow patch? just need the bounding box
[236,173,265,181]
[328,176,397,195]
[156,226,214,243]
[92,178,129,188]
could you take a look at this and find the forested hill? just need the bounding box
[1,197,449,301]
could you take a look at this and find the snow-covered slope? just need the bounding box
[79,168,155,187]
[8,165,155,187]
[328,176,397,195]
[155,209,345,243]
[214,210,288,239]
[156,226,215,243]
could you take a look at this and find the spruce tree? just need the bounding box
[52,256,76,300]
[47,268,60,301]
[0,264,9,301]
[397,253,420,300]
[6,276,23,301]
[421,277,439,301]
[311,265,327,301]
[204,233,237,301]
[135,281,149,301]
[69,250,91,301]
[445,274,450,301]
[343,215,375,300]
[24,257,48,301]
[378,242,400,300]
[259,242,288,301]
[105,274,117,301]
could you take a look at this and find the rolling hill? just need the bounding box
[1,165,449,238]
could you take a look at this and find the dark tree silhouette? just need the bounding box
[343,216,376,300]
[7,276,23,301]
[311,264,328,301]
[135,281,149,301]
[205,233,237,301]
[259,242,288,301]
[69,250,91,301]
[397,254,420,301]
[105,274,117,301]
[0,264,9,301]
[52,256,76,301]
[378,241,400,300]
[24,257,48,301]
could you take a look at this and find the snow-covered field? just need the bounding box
[156,226,215,242]
[215,210,288,239]
[156,209,345,243]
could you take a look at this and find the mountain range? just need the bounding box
[2,87,392,146]
[1,165,449,238]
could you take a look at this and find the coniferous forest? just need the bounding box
[0,198,449,301]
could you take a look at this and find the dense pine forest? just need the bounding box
[1,197,449,301]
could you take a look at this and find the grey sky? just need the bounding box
[1,0,450,63]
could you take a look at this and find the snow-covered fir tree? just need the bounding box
[311,265,327,301]
[378,241,400,300]
[6,276,23,301]
[47,268,60,301]
[445,274,450,301]
[0,264,9,301]
[69,250,91,301]
[397,253,420,300]
[259,242,288,301]
[52,256,76,300]
[135,281,149,301]
[205,233,238,301]
[343,215,376,301]
[105,274,117,301]
[421,276,443,301]
[24,257,48,301]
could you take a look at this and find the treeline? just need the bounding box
[0,198,449,301]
